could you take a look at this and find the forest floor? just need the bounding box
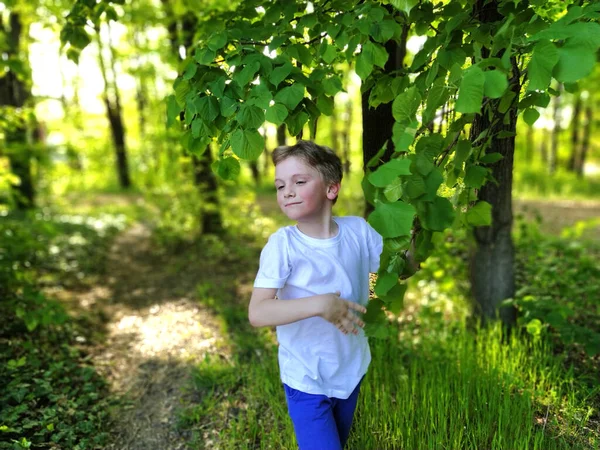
[55,195,599,449]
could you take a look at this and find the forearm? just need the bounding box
[249,295,323,328]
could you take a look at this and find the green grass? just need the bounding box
[179,231,598,450]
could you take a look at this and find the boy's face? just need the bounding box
[274,156,339,222]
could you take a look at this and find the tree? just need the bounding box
[0,8,37,209]
[63,0,600,332]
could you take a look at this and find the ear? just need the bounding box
[326,182,341,201]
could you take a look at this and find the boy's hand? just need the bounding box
[318,291,367,335]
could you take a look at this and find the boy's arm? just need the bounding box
[248,288,366,334]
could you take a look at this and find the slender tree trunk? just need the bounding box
[469,0,517,326]
[133,32,148,140]
[549,83,562,174]
[540,136,548,164]
[342,96,352,176]
[96,24,131,188]
[192,146,222,233]
[0,13,35,209]
[331,97,339,151]
[567,93,582,172]
[577,103,592,177]
[362,22,408,215]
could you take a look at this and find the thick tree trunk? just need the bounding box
[0,13,35,209]
[96,25,131,189]
[362,23,408,215]
[567,93,582,172]
[549,83,562,174]
[577,104,592,177]
[469,0,517,326]
[192,146,222,233]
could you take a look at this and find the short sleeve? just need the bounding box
[365,220,383,273]
[253,230,291,289]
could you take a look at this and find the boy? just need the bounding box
[249,140,383,450]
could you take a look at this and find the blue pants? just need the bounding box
[283,380,362,450]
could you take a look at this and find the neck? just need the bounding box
[296,212,338,239]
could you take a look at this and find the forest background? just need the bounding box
[1,0,600,449]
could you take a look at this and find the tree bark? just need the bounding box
[567,93,582,172]
[362,22,408,215]
[0,13,35,209]
[192,146,222,233]
[342,96,352,176]
[469,0,517,326]
[549,83,562,174]
[96,24,131,189]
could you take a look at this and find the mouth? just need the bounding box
[285,202,302,207]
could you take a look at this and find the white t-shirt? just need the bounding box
[253,216,383,399]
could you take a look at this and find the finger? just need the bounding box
[348,311,365,328]
[346,301,367,314]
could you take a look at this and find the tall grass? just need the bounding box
[181,292,595,449]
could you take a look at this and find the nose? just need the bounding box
[283,185,295,198]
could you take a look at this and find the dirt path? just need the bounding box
[80,223,227,450]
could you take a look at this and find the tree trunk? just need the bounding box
[331,97,339,152]
[192,146,222,233]
[577,103,592,177]
[362,23,408,215]
[96,24,131,189]
[469,0,517,326]
[549,83,562,174]
[567,93,582,172]
[0,13,35,209]
[342,96,352,176]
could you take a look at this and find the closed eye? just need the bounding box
[276,186,284,191]
[296,181,306,185]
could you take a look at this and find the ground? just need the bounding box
[55,196,599,449]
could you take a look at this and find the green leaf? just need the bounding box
[420,196,455,232]
[390,0,418,15]
[266,103,288,126]
[317,95,334,116]
[270,61,293,86]
[166,95,180,128]
[483,70,508,99]
[234,61,260,87]
[362,41,389,69]
[274,83,305,110]
[392,121,418,152]
[424,79,449,123]
[453,140,471,168]
[323,76,343,96]
[355,52,374,80]
[174,79,190,107]
[368,201,416,238]
[456,65,485,114]
[195,47,216,65]
[320,42,338,64]
[375,272,399,297]
[215,156,241,180]
[526,318,543,337]
[285,110,309,137]
[368,159,412,187]
[183,62,197,80]
[383,177,403,202]
[405,175,426,199]
[480,152,503,164]
[527,41,559,91]
[466,201,492,226]
[553,39,597,83]
[207,31,228,51]
[392,86,421,123]
[194,96,220,122]
[238,104,265,129]
[220,96,238,117]
[523,108,540,126]
[464,165,488,188]
[230,129,264,160]
[363,299,389,339]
